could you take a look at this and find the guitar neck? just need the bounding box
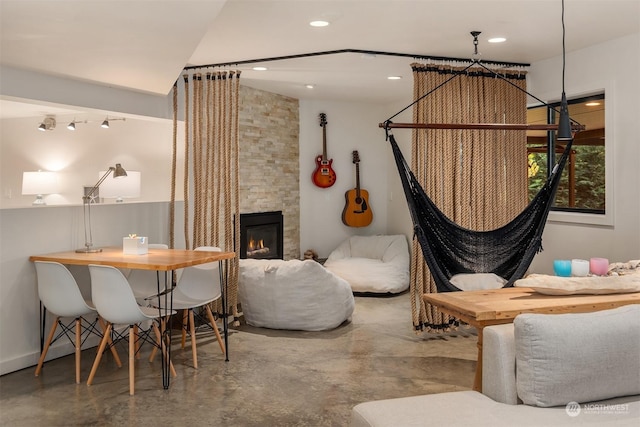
[322,126,327,160]
[355,162,361,197]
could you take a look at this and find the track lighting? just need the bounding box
[37,116,124,131]
[37,116,56,131]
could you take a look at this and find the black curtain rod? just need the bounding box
[183,48,530,71]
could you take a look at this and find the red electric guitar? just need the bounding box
[342,150,373,227]
[312,113,337,188]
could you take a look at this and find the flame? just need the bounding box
[248,237,264,251]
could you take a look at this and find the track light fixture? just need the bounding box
[67,119,88,131]
[100,117,126,129]
[37,116,56,131]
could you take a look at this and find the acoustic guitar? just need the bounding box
[312,113,337,188]
[342,150,373,227]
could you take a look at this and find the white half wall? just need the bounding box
[0,202,185,375]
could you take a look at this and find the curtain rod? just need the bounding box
[183,48,530,71]
[378,122,586,131]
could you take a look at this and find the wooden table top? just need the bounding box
[424,286,640,323]
[29,247,236,271]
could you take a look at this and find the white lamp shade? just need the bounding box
[99,170,141,199]
[22,171,59,195]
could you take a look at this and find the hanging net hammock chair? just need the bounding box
[382,56,581,294]
[386,129,573,293]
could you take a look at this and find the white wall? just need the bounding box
[298,100,392,258]
[527,33,640,273]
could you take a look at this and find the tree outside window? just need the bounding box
[527,94,605,214]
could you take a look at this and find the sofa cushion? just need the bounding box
[514,304,640,407]
[352,391,640,426]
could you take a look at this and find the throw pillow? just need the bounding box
[514,304,640,407]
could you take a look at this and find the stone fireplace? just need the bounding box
[239,211,284,260]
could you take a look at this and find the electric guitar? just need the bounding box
[312,113,337,188]
[342,150,373,227]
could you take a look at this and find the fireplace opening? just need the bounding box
[240,211,283,260]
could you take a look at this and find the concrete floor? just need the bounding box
[0,293,477,426]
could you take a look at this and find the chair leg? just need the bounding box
[148,318,164,363]
[181,309,188,349]
[188,309,198,368]
[75,318,82,384]
[35,316,60,377]
[134,324,140,359]
[98,317,122,368]
[87,323,112,386]
[152,321,177,377]
[129,325,135,396]
[205,305,226,355]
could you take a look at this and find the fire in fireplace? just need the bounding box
[239,211,283,259]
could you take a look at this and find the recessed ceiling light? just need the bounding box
[488,37,507,43]
[305,84,315,89]
[309,20,329,27]
[252,66,267,71]
[585,102,601,106]
[387,76,402,80]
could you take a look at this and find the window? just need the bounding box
[527,93,605,214]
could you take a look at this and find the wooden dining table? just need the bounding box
[30,246,236,389]
[424,286,640,392]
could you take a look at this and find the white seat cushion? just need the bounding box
[324,235,409,293]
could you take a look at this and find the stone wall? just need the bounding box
[239,86,300,260]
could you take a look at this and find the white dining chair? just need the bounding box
[126,243,170,303]
[86,264,176,395]
[150,246,225,369]
[34,261,121,384]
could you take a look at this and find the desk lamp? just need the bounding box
[76,163,127,253]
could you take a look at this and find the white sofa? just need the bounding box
[324,235,409,294]
[352,304,640,426]
[238,259,355,331]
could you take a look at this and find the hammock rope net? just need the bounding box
[388,129,572,293]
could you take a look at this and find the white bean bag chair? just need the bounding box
[238,259,355,331]
[324,235,410,294]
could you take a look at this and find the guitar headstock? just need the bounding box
[352,150,360,164]
[319,113,327,127]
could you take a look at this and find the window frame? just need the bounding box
[527,87,614,227]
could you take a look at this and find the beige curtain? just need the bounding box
[409,64,529,331]
[171,70,241,319]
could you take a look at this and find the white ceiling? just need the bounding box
[1,0,639,117]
